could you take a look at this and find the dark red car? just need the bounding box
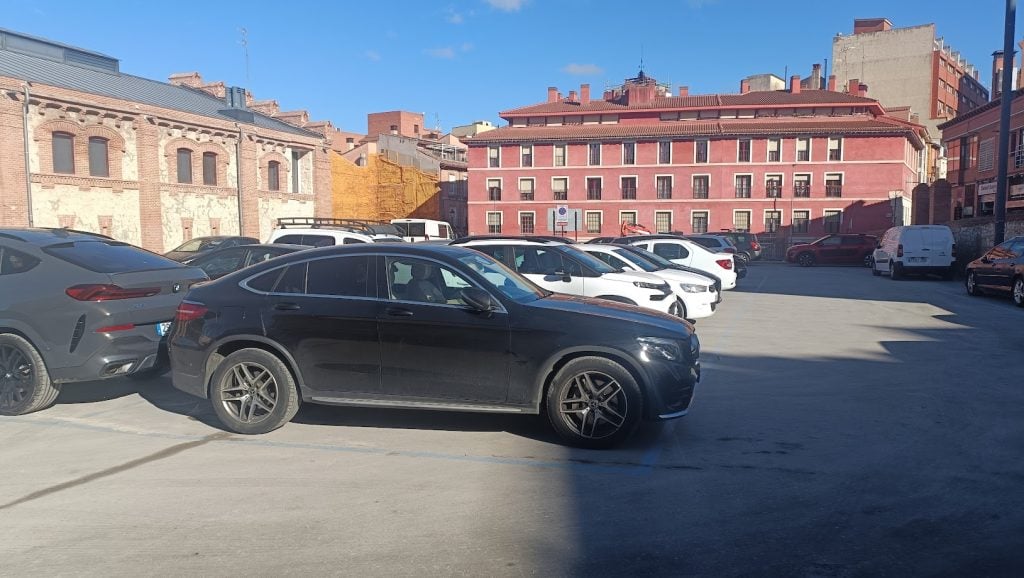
[786,234,878,267]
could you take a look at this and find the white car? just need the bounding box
[267,227,376,247]
[269,217,404,246]
[617,237,738,290]
[577,244,719,320]
[457,239,683,317]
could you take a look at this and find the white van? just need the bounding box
[872,225,956,280]
[390,219,454,242]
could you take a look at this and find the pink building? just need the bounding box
[466,72,926,250]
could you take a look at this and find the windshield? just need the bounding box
[559,245,618,274]
[173,237,228,253]
[457,252,549,303]
[45,241,181,273]
[811,236,832,245]
[610,248,660,272]
[627,246,675,268]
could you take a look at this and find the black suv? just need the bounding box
[169,244,700,448]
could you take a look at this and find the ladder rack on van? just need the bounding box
[275,217,402,236]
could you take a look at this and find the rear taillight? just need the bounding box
[175,301,208,322]
[897,244,904,258]
[95,323,135,333]
[66,284,160,301]
[751,241,761,251]
[716,259,733,270]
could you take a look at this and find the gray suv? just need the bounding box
[0,229,206,415]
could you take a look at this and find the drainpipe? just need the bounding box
[235,123,244,236]
[22,83,33,227]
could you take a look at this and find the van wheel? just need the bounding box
[890,262,903,280]
[209,348,300,435]
[872,265,881,277]
[797,252,815,267]
[546,357,642,449]
[966,271,981,296]
[0,334,60,416]
[1013,277,1024,307]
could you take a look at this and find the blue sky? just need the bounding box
[7,0,1022,134]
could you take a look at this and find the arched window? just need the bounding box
[88,137,109,177]
[52,132,75,174]
[202,152,217,185]
[177,148,193,183]
[268,160,280,191]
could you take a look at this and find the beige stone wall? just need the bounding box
[31,185,142,245]
[160,191,240,250]
[257,197,314,242]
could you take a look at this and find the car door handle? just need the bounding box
[385,307,414,317]
[274,302,301,311]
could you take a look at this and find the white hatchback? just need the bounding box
[618,237,738,290]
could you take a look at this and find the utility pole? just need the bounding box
[994,0,1016,244]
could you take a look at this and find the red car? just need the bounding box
[786,234,878,267]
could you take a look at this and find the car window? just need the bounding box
[610,248,659,272]
[820,237,842,246]
[247,268,284,292]
[841,236,863,246]
[652,242,687,260]
[307,235,336,247]
[196,248,247,278]
[588,251,630,271]
[343,237,367,245]
[306,256,372,297]
[0,247,41,275]
[690,237,716,248]
[43,240,179,273]
[458,252,545,303]
[273,263,308,294]
[1010,239,1024,258]
[386,257,473,305]
[247,247,289,265]
[513,246,585,276]
[272,234,301,245]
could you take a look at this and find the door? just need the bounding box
[923,229,953,266]
[511,245,587,296]
[261,256,380,396]
[838,236,864,263]
[377,256,511,403]
[980,239,1019,289]
[815,236,843,263]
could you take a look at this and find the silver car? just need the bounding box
[0,229,206,415]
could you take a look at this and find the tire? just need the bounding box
[890,261,902,281]
[736,253,750,265]
[545,356,642,449]
[0,333,60,416]
[966,271,981,296]
[209,348,300,435]
[1013,276,1024,307]
[797,252,815,267]
[669,300,686,319]
[872,262,881,277]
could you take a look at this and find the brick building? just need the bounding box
[466,71,925,247]
[0,29,331,252]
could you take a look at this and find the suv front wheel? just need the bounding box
[546,357,642,449]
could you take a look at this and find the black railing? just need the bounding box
[766,185,782,198]
[825,184,843,197]
[735,186,751,198]
[793,184,811,197]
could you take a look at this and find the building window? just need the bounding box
[828,137,843,161]
[268,160,280,191]
[488,146,500,168]
[486,211,502,234]
[52,132,75,174]
[733,210,751,232]
[793,174,811,197]
[202,152,217,186]
[655,211,672,233]
[793,210,810,233]
[824,210,842,233]
[796,137,810,162]
[656,176,673,199]
[825,173,843,197]
[767,138,781,162]
[978,138,994,171]
[765,210,782,233]
[413,124,419,134]
[765,174,783,198]
[518,178,534,201]
[521,145,533,167]
[585,211,602,234]
[88,136,109,177]
[586,177,602,200]
[487,178,501,201]
[737,139,751,162]
[291,150,302,193]
[620,176,637,199]
[695,140,709,163]
[588,143,602,166]
[693,175,710,199]
[519,212,535,234]
[691,211,709,234]
[734,175,752,198]
[658,141,672,164]
[552,177,568,201]
[553,144,566,167]
[177,148,193,184]
[622,142,636,165]
[620,211,637,226]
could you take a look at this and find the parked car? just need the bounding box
[186,244,307,280]
[0,229,206,415]
[585,237,619,244]
[611,235,738,290]
[685,234,749,277]
[965,236,1024,306]
[614,244,725,296]
[168,244,701,448]
[270,217,403,246]
[576,244,720,321]
[164,235,258,263]
[714,231,762,262]
[872,225,956,280]
[456,238,682,317]
[390,218,454,242]
[786,234,878,267]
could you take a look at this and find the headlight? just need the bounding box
[634,281,667,290]
[679,283,707,293]
[637,336,682,362]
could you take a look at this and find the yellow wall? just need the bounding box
[330,151,440,221]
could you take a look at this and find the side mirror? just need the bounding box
[554,269,572,282]
[461,287,497,312]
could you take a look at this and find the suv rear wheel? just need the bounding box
[0,334,59,416]
[797,252,815,267]
[209,348,300,434]
[546,357,642,449]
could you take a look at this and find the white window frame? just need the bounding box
[584,210,603,234]
[828,137,843,161]
[517,177,536,201]
[658,140,673,164]
[487,146,501,168]
[588,142,602,166]
[486,211,503,234]
[690,210,710,234]
[793,173,812,197]
[733,173,754,198]
[823,208,843,233]
[791,209,811,233]
[763,208,783,232]
[553,143,567,167]
[619,174,639,199]
[654,210,673,233]
[655,174,673,200]
[766,138,782,163]
[618,210,639,226]
[486,177,503,201]
[585,175,603,200]
[692,174,711,198]
[520,144,533,167]
[737,138,752,163]
[824,172,844,197]
[732,209,753,232]
[796,137,811,162]
[551,176,569,201]
[621,141,637,165]
[695,139,709,163]
[765,173,784,198]
[518,210,536,235]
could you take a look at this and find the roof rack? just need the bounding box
[276,217,402,237]
[449,235,555,245]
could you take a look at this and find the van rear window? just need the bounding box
[394,223,426,237]
[44,241,180,273]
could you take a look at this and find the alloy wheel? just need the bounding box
[221,362,279,424]
[557,371,628,440]
[967,272,977,295]
[0,344,33,411]
[1014,278,1024,306]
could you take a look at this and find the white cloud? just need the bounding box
[460,42,474,52]
[365,50,381,62]
[485,0,526,12]
[446,8,464,24]
[563,63,604,76]
[426,47,457,59]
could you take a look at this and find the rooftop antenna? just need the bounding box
[239,27,250,84]
[434,112,442,134]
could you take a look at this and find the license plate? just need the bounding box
[156,322,172,337]
[910,257,926,263]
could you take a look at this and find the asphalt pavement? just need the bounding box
[2,263,1023,576]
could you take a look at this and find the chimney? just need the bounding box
[828,74,837,92]
[219,86,255,122]
[740,79,751,94]
[678,85,689,97]
[547,86,558,103]
[580,84,590,105]
[390,125,398,135]
[847,78,860,94]
[993,50,1006,99]
[568,90,578,102]
[790,75,801,94]
[811,64,822,89]
[858,83,869,97]
[346,137,355,151]
[168,72,203,88]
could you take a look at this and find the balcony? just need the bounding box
[793,183,811,197]
[693,188,709,199]
[825,184,843,197]
[1015,147,1024,169]
[553,190,568,201]
[734,185,751,199]
[766,185,783,198]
